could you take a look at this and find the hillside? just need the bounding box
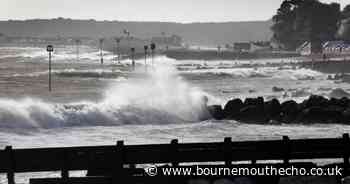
[0,18,273,45]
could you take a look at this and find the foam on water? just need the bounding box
[181,67,325,80]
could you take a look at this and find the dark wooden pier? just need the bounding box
[1,134,350,184]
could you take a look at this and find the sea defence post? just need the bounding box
[0,134,350,184]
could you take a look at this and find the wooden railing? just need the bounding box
[0,134,349,184]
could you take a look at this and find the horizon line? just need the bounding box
[0,17,273,24]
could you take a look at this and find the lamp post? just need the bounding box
[150,43,156,68]
[123,29,131,57]
[144,45,148,72]
[131,48,135,71]
[99,38,104,64]
[46,45,54,92]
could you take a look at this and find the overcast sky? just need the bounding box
[1,0,348,23]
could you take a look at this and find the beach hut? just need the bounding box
[323,41,350,55]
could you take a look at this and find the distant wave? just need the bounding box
[11,68,128,78]
[0,46,116,63]
[180,67,324,80]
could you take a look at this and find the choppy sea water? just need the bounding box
[0,46,349,183]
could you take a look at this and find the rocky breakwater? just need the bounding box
[208,95,350,124]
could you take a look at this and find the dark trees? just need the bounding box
[342,5,350,19]
[271,0,341,50]
[338,5,350,40]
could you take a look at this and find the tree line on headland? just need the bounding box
[271,0,350,50]
[0,18,272,46]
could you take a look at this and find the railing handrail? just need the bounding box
[1,134,349,184]
[0,134,349,173]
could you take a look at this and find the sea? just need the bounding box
[0,45,349,183]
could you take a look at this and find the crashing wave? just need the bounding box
[0,64,218,132]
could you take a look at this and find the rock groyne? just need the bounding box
[208,95,350,124]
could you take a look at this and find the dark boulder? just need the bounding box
[264,99,281,120]
[223,98,244,119]
[244,97,264,107]
[237,105,267,123]
[207,105,225,120]
[326,105,345,112]
[281,100,299,123]
[297,106,342,124]
[342,108,350,124]
[328,97,350,109]
[301,95,329,109]
[329,98,341,107]
[322,108,343,123]
[340,97,350,108]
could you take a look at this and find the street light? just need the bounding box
[46,45,54,92]
[144,45,148,72]
[123,29,131,55]
[150,43,156,68]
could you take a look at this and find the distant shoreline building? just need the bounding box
[297,40,350,56]
[323,41,350,54]
[233,41,272,53]
[151,34,182,47]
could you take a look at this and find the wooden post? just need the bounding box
[251,160,257,165]
[116,140,124,167]
[61,150,69,184]
[171,139,179,167]
[283,136,290,164]
[5,146,15,184]
[114,140,124,181]
[343,133,350,176]
[224,137,232,166]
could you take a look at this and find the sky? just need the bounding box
[1,0,349,23]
